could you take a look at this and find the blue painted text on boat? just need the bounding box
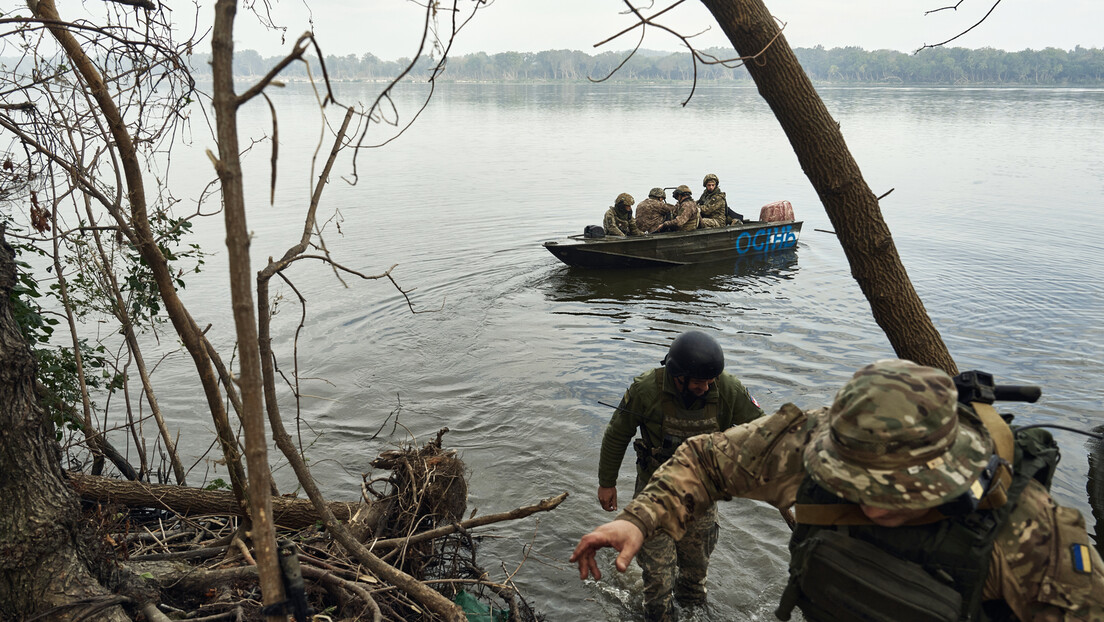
[735,225,798,255]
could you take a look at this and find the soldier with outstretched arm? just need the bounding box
[572,360,1104,621]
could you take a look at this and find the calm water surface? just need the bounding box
[158,83,1104,620]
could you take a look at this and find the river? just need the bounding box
[154,82,1104,620]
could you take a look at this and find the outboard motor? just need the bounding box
[584,224,605,238]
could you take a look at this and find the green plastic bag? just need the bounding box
[453,589,508,622]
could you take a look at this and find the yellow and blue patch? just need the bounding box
[1071,544,1093,575]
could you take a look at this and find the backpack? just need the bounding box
[583,225,605,238]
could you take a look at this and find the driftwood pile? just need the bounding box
[68,433,564,621]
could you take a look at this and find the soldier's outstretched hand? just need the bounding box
[569,519,644,581]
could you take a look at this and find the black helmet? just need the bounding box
[662,331,724,379]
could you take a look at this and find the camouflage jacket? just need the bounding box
[634,198,675,233]
[618,405,1104,621]
[603,206,642,237]
[598,368,763,489]
[669,198,701,231]
[697,188,728,224]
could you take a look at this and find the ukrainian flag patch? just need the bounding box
[1071,544,1093,575]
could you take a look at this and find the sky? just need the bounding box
[209,0,1104,61]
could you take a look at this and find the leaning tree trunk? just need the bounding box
[699,0,958,375]
[0,232,130,621]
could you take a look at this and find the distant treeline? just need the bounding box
[188,45,1104,85]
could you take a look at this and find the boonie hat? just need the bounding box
[804,359,993,510]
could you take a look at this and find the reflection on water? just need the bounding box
[542,251,800,307]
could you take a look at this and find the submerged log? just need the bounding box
[68,472,360,528]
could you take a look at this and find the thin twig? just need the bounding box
[917,0,1004,51]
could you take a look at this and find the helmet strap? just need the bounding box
[674,376,697,408]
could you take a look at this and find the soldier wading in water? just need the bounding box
[597,331,763,621]
[575,359,1104,621]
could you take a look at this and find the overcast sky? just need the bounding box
[212,0,1104,60]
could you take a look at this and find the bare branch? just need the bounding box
[106,0,156,9]
[368,493,569,550]
[925,0,966,15]
[917,0,1004,52]
[591,1,789,106]
[236,33,314,107]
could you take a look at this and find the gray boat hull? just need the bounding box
[543,220,802,268]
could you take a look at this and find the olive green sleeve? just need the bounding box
[717,375,765,429]
[734,381,764,424]
[598,391,640,488]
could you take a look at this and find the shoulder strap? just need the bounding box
[969,402,1013,510]
[795,503,946,526]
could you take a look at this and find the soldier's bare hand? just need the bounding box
[597,486,618,511]
[570,520,644,581]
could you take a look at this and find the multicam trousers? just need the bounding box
[634,477,720,621]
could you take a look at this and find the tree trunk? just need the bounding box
[0,232,130,621]
[699,0,957,374]
[68,472,360,529]
[209,1,286,616]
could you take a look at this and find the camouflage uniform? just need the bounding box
[664,185,700,232]
[635,188,675,234]
[600,368,763,621]
[604,192,642,237]
[618,360,1104,621]
[697,174,729,229]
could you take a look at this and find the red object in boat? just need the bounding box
[759,200,795,222]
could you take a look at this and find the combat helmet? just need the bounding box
[662,331,725,380]
[673,185,693,199]
[648,187,666,200]
[703,173,719,187]
[804,359,993,510]
[615,192,635,208]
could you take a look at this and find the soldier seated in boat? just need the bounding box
[656,186,700,233]
[697,173,738,228]
[635,188,675,234]
[604,192,643,237]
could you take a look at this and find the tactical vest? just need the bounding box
[782,414,1059,622]
[632,368,719,482]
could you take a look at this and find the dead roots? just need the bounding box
[66,432,560,621]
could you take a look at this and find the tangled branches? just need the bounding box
[66,431,555,621]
